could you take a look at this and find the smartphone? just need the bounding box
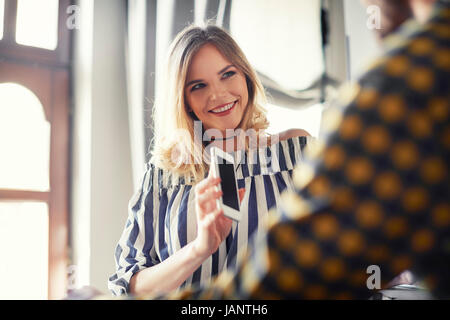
[209,147,241,222]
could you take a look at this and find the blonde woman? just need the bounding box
[108,24,310,297]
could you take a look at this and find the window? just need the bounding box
[0,0,72,300]
[0,0,71,67]
[0,82,52,299]
[0,83,50,191]
[16,0,59,50]
[0,202,49,299]
[0,64,70,301]
[230,0,325,138]
[230,0,323,91]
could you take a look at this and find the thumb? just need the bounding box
[238,188,245,203]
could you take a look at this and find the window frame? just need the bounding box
[0,0,72,300]
[0,0,71,67]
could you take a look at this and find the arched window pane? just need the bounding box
[16,0,59,50]
[0,83,50,191]
[0,202,48,299]
[0,0,4,40]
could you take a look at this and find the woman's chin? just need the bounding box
[205,119,241,133]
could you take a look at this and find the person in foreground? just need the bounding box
[130,0,448,300]
[108,24,310,296]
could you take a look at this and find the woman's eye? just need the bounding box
[191,83,205,91]
[222,71,236,79]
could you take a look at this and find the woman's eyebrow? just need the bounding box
[185,79,202,88]
[185,65,235,88]
[217,64,234,75]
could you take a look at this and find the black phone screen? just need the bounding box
[217,156,239,210]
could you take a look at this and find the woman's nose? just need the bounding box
[208,82,226,101]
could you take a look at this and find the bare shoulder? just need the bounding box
[277,128,311,141]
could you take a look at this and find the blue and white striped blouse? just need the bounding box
[108,136,309,296]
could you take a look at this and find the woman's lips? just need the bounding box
[209,101,236,116]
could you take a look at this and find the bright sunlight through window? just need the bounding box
[231,0,323,91]
[0,83,50,191]
[16,0,59,50]
[0,202,49,300]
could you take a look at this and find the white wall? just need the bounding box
[343,0,382,80]
[71,0,134,295]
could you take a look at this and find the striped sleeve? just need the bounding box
[108,163,160,296]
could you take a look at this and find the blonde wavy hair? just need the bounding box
[150,24,269,184]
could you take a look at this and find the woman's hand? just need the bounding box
[193,173,245,259]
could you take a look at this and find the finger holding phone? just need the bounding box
[193,149,245,258]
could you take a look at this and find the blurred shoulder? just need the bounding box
[277,128,311,141]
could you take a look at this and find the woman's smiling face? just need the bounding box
[184,43,249,134]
